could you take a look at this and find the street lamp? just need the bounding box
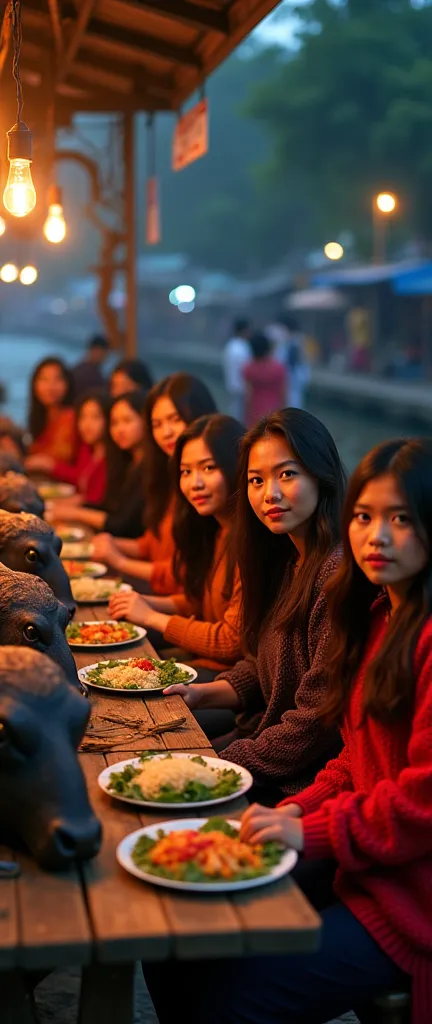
[324,241,344,261]
[373,192,397,263]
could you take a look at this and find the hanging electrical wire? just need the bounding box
[3,0,36,217]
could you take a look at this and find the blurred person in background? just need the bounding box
[110,358,153,399]
[243,331,287,428]
[27,358,76,463]
[72,334,110,398]
[267,314,310,409]
[222,318,251,422]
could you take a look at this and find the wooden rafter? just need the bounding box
[132,0,229,34]
[82,21,202,70]
[58,0,97,84]
[47,0,63,55]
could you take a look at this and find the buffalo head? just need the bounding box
[0,452,23,475]
[0,646,101,868]
[0,510,76,620]
[0,563,79,690]
[0,472,44,517]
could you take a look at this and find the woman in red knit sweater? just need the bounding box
[26,389,110,505]
[92,373,216,592]
[147,438,432,1024]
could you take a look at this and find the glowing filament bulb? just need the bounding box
[3,159,36,218]
[44,202,66,243]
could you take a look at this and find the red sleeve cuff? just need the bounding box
[302,810,334,860]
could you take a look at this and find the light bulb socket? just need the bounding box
[47,183,62,206]
[7,121,33,162]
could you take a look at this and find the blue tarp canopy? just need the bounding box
[312,260,428,290]
[391,264,432,295]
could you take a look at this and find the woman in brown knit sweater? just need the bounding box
[166,409,346,797]
[109,414,244,673]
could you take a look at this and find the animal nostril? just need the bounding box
[54,827,78,856]
[52,819,102,861]
[67,605,77,623]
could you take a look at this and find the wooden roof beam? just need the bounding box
[48,0,64,56]
[58,0,97,83]
[83,20,202,69]
[132,0,229,34]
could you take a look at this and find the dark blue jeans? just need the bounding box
[143,859,407,1024]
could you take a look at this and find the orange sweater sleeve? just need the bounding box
[163,570,242,664]
[136,530,152,560]
[150,558,179,595]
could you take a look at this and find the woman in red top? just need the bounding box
[243,331,287,428]
[92,372,216,592]
[144,437,432,1024]
[27,358,76,462]
[26,390,109,505]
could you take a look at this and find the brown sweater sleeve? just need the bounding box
[222,588,339,788]
[163,573,242,664]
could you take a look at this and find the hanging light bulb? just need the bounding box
[0,263,19,283]
[20,264,38,285]
[43,185,66,244]
[3,1,36,218]
[0,217,6,236]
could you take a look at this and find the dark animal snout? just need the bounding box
[48,817,102,866]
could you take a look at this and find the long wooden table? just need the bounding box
[0,601,321,1023]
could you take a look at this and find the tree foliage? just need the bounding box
[246,0,432,250]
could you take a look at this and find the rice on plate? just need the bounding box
[99,752,253,808]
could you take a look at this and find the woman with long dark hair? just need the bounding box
[151,438,432,1024]
[52,391,147,536]
[110,413,243,670]
[166,408,345,790]
[92,372,217,591]
[27,358,76,462]
[26,389,110,506]
[110,358,153,398]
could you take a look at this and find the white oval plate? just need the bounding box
[78,658,197,693]
[99,753,253,809]
[71,581,132,605]
[67,621,146,650]
[117,818,298,893]
[38,482,76,500]
[61,542,93,560]
[63,561,107,579]
[56,527,86,542]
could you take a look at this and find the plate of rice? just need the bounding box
[99,752,252,809]
[117,817,297,893]
[71,578,132,604]
[38,482,76,500]
[78,656,197,693]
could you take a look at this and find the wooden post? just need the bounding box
[124,110,137,357]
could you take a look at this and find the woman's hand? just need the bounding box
[109,590,154,626]
[25,453,55,474]
[240,803,304,851]
[92,533,121,568]
[163,683,202,709]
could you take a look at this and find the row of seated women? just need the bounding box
[9,361,432,1021]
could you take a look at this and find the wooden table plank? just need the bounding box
[15,854,92,971]
[145,694,210,750]
[80,755,171,964]
[0,847,19,969]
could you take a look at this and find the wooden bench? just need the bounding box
[0,603,321,1022]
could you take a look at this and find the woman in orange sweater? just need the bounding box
[92,373,217,593]
[27,358,76,462]
[109,413,244,672]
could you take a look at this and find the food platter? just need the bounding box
[117,818,297,893]
[98,753,253,809]
[66,620,146,649]
[38,482,76,500]
[78,657,197,693]
[71,579,132,605]
[56,527,86,542]
[61,542,93,560]
[62,560,107,579]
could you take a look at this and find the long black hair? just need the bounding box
[237,409,346,655]
[110,359,153,394]
[28,358,74,441]
[75,388,111,446]
[172,414,244,604]
[322,438,432,724]
[144,373,217,536]
[104,390,146,510]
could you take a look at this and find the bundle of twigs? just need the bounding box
[79,715,187,752]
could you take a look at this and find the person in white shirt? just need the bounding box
[222,318,251,422]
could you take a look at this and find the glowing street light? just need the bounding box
[0,262,18,283]
[376,192,397,214]
[20,264,38,285]
[324,241,344,261]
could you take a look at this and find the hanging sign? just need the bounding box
[172,99,208,172]
[146,177,160,245]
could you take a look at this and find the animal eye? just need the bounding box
[25,548,38,564]
[23,623,41,644]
